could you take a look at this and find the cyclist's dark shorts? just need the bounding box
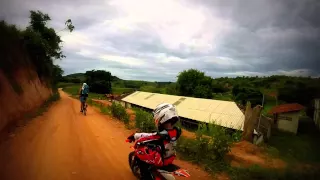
[80,96,87,103]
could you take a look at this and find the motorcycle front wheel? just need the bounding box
[128,151,141,179]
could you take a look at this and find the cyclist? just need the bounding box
[126,103,182,180]
[79,83,89,112]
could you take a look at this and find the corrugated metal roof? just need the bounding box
[268,103,304,114]
[122,91,244,130]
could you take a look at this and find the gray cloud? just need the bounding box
[1,0,320,81]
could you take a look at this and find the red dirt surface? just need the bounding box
[228,141,286,169]
[92,99,112,106]
[0,90,211,180]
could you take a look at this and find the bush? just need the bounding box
[110,102,129,124]
[100,106,111,115]
[176,122,235,173]
[135,109,156,132]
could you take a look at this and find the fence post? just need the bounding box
[242,102,263,143]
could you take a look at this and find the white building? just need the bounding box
[122,91,245,131]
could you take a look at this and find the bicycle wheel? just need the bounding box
[83,104,87,116]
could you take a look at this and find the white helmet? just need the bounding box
[153,103,179,130]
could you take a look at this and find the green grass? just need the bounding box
[263,128,320,163]
[59,83,132,98]
[87,99,111,115]
[61,84,79,96]
[61,83,107,99]
[57,82,79,89]
[112,87,135,94]
[212,92,234,101]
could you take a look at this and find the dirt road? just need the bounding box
[0,90,211,180]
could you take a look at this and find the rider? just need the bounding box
[79,83,89,112]
[127,103,182,180]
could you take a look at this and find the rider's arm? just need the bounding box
[134,132,157,140]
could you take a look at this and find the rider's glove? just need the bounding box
[126,133,135,143]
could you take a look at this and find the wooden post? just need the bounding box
[242,102,263,143]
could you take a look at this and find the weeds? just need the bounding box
[176,122,234,169]
[231,130,242,142]
[134,109,156,132]
[110,102,129,125]
[100,106,111,115]
[264,129,320,163]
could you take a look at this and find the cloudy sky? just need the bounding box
[1,0,320,81]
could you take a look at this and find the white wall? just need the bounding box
[125,102,132,108]
[276,111,300,134]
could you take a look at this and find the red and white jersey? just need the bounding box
[134,128,179,158]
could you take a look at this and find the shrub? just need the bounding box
[110,102,129,125]
[100,106,111,115]
[231,130,242,142]
[176,122,234,172]
[135,109,156,132]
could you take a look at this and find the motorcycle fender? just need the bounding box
[157,170,175,180]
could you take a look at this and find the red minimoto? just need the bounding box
[126,134,191,180]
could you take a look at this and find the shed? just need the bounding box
[122,91,245,131]
[268,103,304,134]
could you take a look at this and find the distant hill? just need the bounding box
[64,73,86,81]
[63,73,121,82]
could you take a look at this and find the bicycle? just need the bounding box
[82,103,88,116]
[82,102,87,116]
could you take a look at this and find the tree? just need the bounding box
[52,65,64,87]
[212,81,228,93]
[85,70,112,94]
[22,10,73,87]
[194,85,212,98]
[232,85,263,107]
[177,69,213,98]
[165,83,178,95]
[65,19,75,32]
